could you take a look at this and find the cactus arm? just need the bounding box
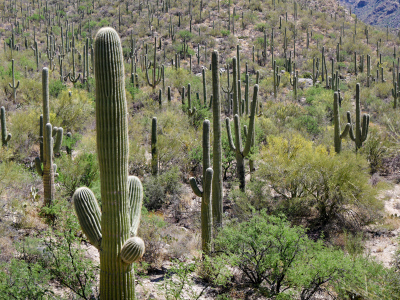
[347,112,355,141]
[145,56,152,86]
[128,176,143,237]
[35,157,43,176]
[73,187,102,250]
[233,114,243,153]
[340,124,350,139]
[225,118,236,151]
[53,164,58,177]
[361,114,370,142]
[202,168,213,254]
[243,85,258,157]
[190,177,203,197]
[120,237,145,264]
[16,80,20,89]
[53,127,63,154]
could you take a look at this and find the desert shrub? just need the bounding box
[143,166,182,210]
[49,79,66,98]
[0,199,98,300]
[215,211,355,299]
[138,208,168,269]
[8,108,41,158]
[255,134,383,228]
[39,199,99,299]
[0,258,53,299]
[57,152,99,197]
[160,260,207,300]
[52,89,94,131]
[359,125,389,174]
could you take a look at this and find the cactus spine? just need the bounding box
[226,84,258,191]
[333,92,350,153]
[8,59,20,103]
[35,68,63,206]
[1,106,11,147]
[347,83,370,151]
[73,28,145,300]
[189,120,213,253]
[151,117,158,176]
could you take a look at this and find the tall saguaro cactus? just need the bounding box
[347,83,370,151]
[189,120,213,254]
[151,117,158,176]
[1,106,12,147]
[73,28,145,300]
[211,50,223,228]
[333,92,350,153]
[35,68,63,206]
[226,84,258,191]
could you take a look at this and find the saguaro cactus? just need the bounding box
[189,120,213,253]
[1,106,11,147]
[347,83,369,151]
[212,50,223,228]
[333,92,350,153]
[8,59,20,103]
[226,84,258,191]
[145,37,162,90]
[393,82,399,109]
[35,68,63,206]
[151,117,158,176]
[73,28,145,300]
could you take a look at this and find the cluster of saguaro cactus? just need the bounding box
[189,119,213,254]
[1,106,12,147]
[35,68,63,206]
[226,84,258,191]
[333,92,350,153]
[73,28,145,299]
[347,83,370,151]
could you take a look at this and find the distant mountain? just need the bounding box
[340,0,400,28]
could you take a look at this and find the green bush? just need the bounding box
[215,211,356,299]
[255,134,383,227]
[49,79,66,98]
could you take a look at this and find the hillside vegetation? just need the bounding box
[1,0,400,299]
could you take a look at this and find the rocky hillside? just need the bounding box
[341,0,400,28]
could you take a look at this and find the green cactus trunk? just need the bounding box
[333,92,350,153]
[1,106,12,147]
[189,120,213,253]
[211,51,223,228]
[151,117,158,176]
[347,83,370,152]
[93,28,134,299]
[226,85,258,191]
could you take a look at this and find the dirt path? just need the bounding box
[364,184,400,267]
